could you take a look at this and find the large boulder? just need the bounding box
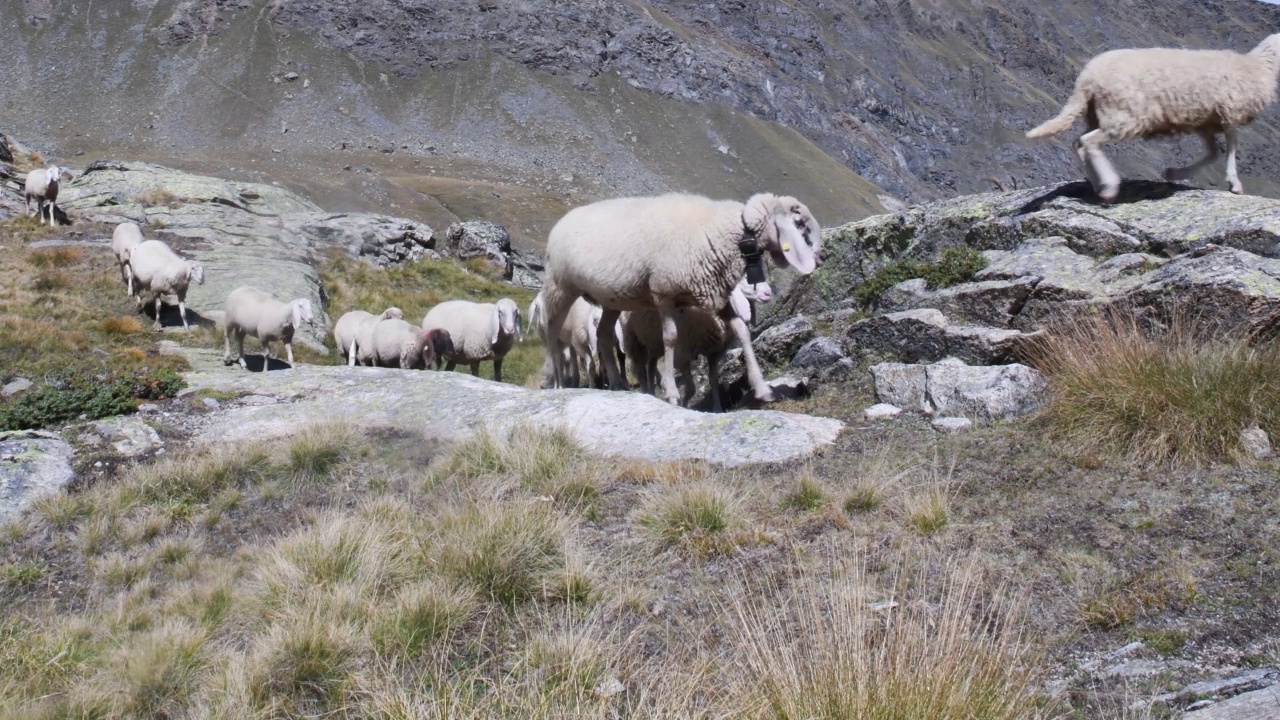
[184,365,844,467]
[0,429,74,522]
[871,358,1047,423]
[847,308,1039,365]
[446,220,513,280]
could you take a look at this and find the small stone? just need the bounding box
[792,336,847,370]
[137,403,160,413]
[240,395,279,406]
[303,78,310,88]
[1241,425,1271,458]
[284,71,299,81]
[202,397,220,409]
[820,357,856,381]
[870,601,899,612]
[863,403,902,421]
[1,378,33,398]
[155,340,184,357]
[594,678,625,698]
[932,416,973,433]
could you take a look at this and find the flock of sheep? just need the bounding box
[35,31,1280,409]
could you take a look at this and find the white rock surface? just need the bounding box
[872,357,1047,422]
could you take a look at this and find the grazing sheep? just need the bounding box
[421,298,522,382]
[333,307,404,366]
[1027,33,1280,201]
[111,222,144,296]
[128,239,206,331]
[426,328,455,371]
[369,318,436,370]
[620,281,761,412]
[24,165,62,226]
[539,192,816,405]
[529,292,613,388]
[222,286,314,367]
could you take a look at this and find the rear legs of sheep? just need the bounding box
[1161,128,1244,194]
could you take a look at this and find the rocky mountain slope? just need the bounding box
[8,0,1280,249]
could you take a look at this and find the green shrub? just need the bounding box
[0,368,185,430]
[853,245,987,308]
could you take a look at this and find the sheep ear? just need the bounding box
[514,308,523,342]
[489,308,501,345]
[729,288,753,322]
[292,302,302,330]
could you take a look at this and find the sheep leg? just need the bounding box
[125,266,134,297]
[223,326,235,365]
[153,294,164,331]
[721,307,774,403]
[285,343,295,366]
[445,360,457,372]
[348,340,358,367]
[1224,126,1243,195]
[596,308,625,390]
[541,287,576,389]
[491,359,502,383]
[469,361,481,377]
[707,353,723,413]
[177,294,190,332]
[1163,131,1218,183]
[235,331,246,365]
[1076,130,1121,202]
[47,201,56,226]
[657,307,681,405]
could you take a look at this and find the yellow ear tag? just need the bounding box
[782,243,792,251]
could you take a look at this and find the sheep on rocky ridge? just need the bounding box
[333,307,404,366]
[111,222,144,297]
[24,165,62,226]
[222,285,314,367]
[421,298,522,382]
[1027,33,1280,201]
[539,192,817,405]
[128,239,206,331]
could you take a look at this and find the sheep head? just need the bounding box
[291,299,315,330]
[428,328,454,365]
[382,307,405,320]
[403,329,435,370]
[1250,33,1280,72]
[743,193,823,274]
[46,166,62,184]
[188,263,205,285]
[492,298,521,344]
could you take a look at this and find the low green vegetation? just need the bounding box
[1030,311,1280,464]
[853,244,988,308]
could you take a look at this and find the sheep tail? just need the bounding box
[1026,87,1087,139]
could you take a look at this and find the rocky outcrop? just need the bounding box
[0,132,12,164]
[847,308,1040,365]
[446,220,513,280]
[183,365,844,467]
[871,358,1047,423]
[0,430,74,521]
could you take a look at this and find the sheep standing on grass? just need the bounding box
[111,222,144,297]
[333,307,404,366]
[1027,33,1280,202]
[24,165,62,226]
[369,318,436,370]
[128,239,205,331]
[422,298,522,382]
[222,286,315,367]
[620,280,762,411]
[539,192,817,406]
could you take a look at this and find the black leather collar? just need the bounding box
[738,215,768,285]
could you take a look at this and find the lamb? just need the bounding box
[425,328,455,371]
[619,280,762,412]
[421,298,522,382]
[24,165,62,226]
[222,286,315,367]
[333,307,404,366]
[1026,33,1280,202]
[128,239,206,331]
[539,192,818,405]
[368,318,436,370]
[111,222,145,296]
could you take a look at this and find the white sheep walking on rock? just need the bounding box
[539,192,817,405]
[24,166,62,226]
[111,222,145,297]
[222,286,315,367]
[422,298,522,382]
[333,307,404,366]
[128,239,206,331]
[1027,33,1280,202]
[620,280,761,411]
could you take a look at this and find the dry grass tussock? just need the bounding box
[1028,309,1280,465]
[0,422,1056,718]
[317,249,545,386]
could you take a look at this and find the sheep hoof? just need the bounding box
[1231,184,1244,195]
[1098,187,1119,204]
[755,387,776,403]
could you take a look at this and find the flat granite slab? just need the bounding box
[185,365,845,467]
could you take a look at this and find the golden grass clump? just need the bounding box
[637,482,747,556]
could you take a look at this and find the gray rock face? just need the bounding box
[863,403,902,421]
[58,161,446,349]
[847,309,1038,365]
[932,416,972,433]
[753,315,814,366]
[0,430,75,521]
[871,358,1047,422]
[879,276,1038,327]
[184,365,844,467]
[510,248,546,290]
[2,378,33,399]
[86,417,162,457]
[792,336,847,371]
[446,221,513,280]
[1183,685,1280,719]
[0,132,12,164]
[1242,426,1272,458]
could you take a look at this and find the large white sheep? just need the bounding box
[333,307,404,366]
[24,166,62,226]
[539,192,817,405]
[128,239,206,331]
[422,298,522,382]
[620,281,761,411]
[1027,33,1280,201]
[111,222,144,297]
[222,286,315,367]
[369,318,436,370]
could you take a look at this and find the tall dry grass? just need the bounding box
[1028,309,1280,464]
